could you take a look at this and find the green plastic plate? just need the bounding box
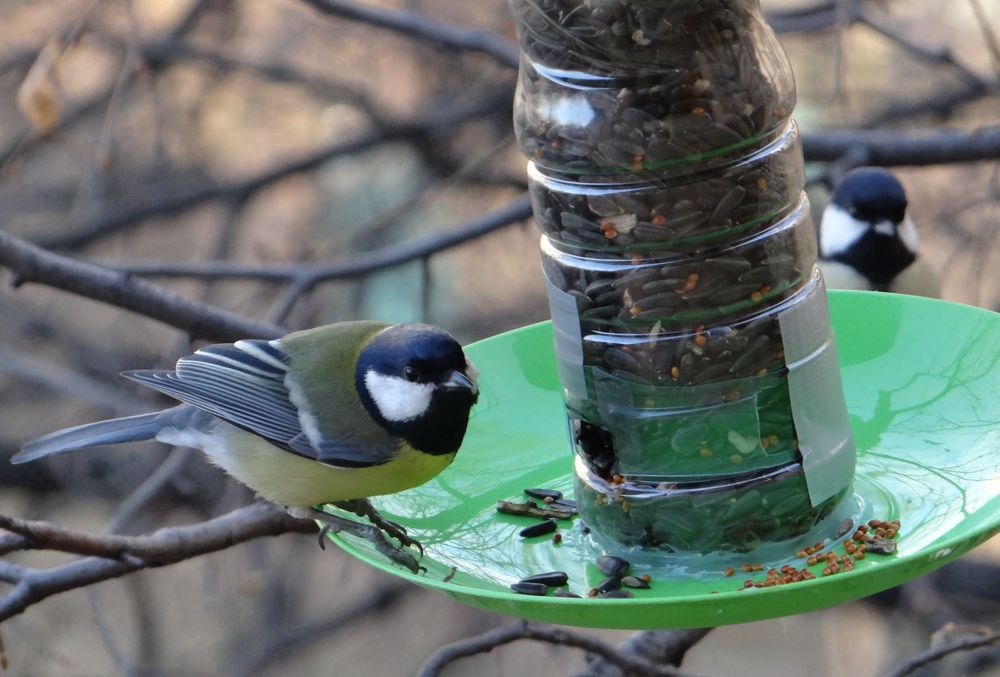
[324,291,1000,629]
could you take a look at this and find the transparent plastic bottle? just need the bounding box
[510,0,856,553]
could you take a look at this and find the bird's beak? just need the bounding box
[442,369,476,393]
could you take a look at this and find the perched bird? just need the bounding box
[818,167,940,297]
[14,321,479,571]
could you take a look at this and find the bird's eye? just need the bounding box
[404,366,419,382]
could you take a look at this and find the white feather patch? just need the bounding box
[898,214,920,254]
[284,374,325,448]
[820,203,868,257]
[364,369,434,423]
[237,340,289,370]
[464,359,480,395]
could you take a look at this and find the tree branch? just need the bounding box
[103,193,532,285]
[0,502,316,622]
[133,38,391,125]
[856,6,991,91]
[233,581,415,677]
[417,620,694,677]
[885,626,1000,677]
[801,126,1000,165]
[0,230,283,342]
[78,125,1000,287]
[30,91,511,252]
[767,0,863,34]
[296,0,519,68]
[578,629,713,677]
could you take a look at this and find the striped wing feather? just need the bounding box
[124,340,392,468]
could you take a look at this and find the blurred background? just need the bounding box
[0,0,998,674]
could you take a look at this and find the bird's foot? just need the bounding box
[333,498,424,557]
[303,506,423,574]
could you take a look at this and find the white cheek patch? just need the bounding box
[365,370,435,423]
[898,214,920,254]
[820,204,868,257]
[465,359,480,395]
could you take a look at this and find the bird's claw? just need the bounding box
[309,505,424,573]
[333,499,424,557]
[317,524,332,550]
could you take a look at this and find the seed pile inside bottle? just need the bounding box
[511,0,796,174]
[511,0,853,552]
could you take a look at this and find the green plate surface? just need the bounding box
[324,291,1000,629]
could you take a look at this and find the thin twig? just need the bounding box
[857,6,990,90]
[31,91,511,251]
[0,343,141,415]
[232,581,415,677]
[104,447,194,535]
[968,0,1000,74]
[297,0,519,68]
[0,503,316,622]
[885,628,1000,677]
[578,629,713,677]
[417,620,693,677]
[106,193,532,286]
[767,0,862,33]
[0,230,284,342]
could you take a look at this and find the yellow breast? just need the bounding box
[169,422,456,508]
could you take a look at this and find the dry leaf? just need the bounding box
[16,39,64,135]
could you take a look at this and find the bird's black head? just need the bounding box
[822,167,918,287]
[830,167,908,226]
[355,324,478,456]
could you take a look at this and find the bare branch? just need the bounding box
[31,91,511,251]
[103,447,194,535]
[417,620,694,677]
[885,626,1000,677]
[297,0,519,68]
[767,0,862,34]
[578,629,713,677]
[0,84,117,171]
[0,503,316,622]
[801,126,1000,165]
[107,192,531,281]
[857,6,991,91]
[0,343,141,415]
[862,81,988,128]
[967,0,1000,74]
[0,230,283,342]
[233,581,415,677]
[138,39,390,124]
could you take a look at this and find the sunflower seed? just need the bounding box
[519,571,569,587]
[511,582,549,596]
[519,520,558,538]
[596,555,631,577]
[524,488,563,501]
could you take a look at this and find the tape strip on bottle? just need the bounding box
[778,274,856,505]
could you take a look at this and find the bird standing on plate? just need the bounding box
[13,321,479,572]
[818,167,940,297]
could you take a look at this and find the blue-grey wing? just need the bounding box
[124,339,395,468]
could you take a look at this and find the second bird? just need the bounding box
[818,167,939,297]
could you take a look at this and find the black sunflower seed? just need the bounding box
[596,555,631,577]
[524,488,563,501]
[510,582,549,596]
[519,571,569,587]
[519,520,558,538]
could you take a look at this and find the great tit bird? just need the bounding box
[819,167,940,297]
[13,321,479,572]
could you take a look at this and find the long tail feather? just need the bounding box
[13,411,166,464]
